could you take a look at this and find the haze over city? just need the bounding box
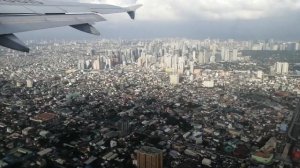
[18,0,300,40]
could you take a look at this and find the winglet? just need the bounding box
[125,4,142,20]
[0,34,29,52]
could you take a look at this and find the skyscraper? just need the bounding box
[78,59,86,70]
[224,49,230,62]
[271,62,289,75]
[198,52,205,64]
[116,119,130,136]
[192,50,196,60]
[164,55,172,69]
[282,62,289,74]
[232,49,238,61]
[85,60,92,69]
[190,61,194,74]
[178,57,185,74]
[221,47,225,61]
[275,62,282,74]
[171,54,178,71]
[137,146,163,168]
[92,56,102,70]
[106,58,112,70]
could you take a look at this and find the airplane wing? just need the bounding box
[0,0,142,52]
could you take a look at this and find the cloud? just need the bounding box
[80,0,300,21]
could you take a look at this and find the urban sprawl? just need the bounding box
[0,39,300,168]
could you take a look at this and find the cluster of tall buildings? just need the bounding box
[252,41,300,51]
[72,39,300,74]
[73,39,295,84]
[137,53,157,68]
[270,62,289,75]
[78,56,111,71]
[221,48,239,62]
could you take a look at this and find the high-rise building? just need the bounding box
[137,146,163,168]
[164,55,172,68]
[116,119,130,136]
[232,49,238,61]
[282,62,289,74]
[85,60,92,69]
[171,54,178,71]
[276,62,282,74]
[177,57,185,74]
[198,50,211,64]
[221,47,225,61]
[192,50,196,60]
[137,56,144,67]
[106,58,112,70]
[224,49,230,62]
[204,51,211,64]
[211,44,217,56]
[78,59,86,70]
[92,56,102,70]
[271,62,289,75]
[190,61,194,74]
[198,52,205,64]
[287,42,300,51]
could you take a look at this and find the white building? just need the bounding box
[170,74,180,85]
[198,52,205,64]
[281,62,289,74]
[190,61,194,74]
[232,49,238,61]
[257,70,263,79]
[209,55,216,63]
[223,48,230,61]
[271,62,289,75]
[178,57,185,74]
[202,80,214,88]
[92,56,102,70]
[26,79,33,88]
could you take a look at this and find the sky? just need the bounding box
[18,0,300,40]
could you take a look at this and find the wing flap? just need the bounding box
[70,23,100,35]
[0,14,105,35]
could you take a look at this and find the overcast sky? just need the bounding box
[18,0,300,40]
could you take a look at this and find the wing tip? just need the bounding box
[126,4,142,20]
[127,11,135,20]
